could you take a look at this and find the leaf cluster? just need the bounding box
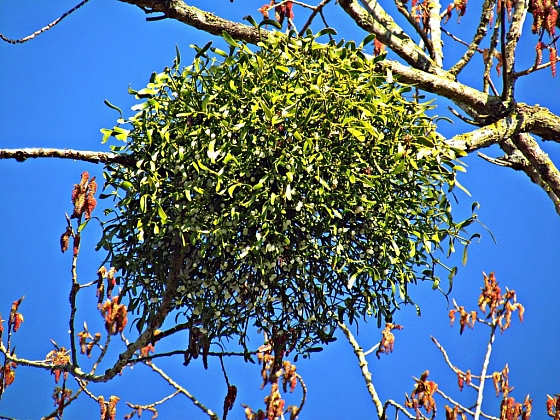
[100,29,476,354]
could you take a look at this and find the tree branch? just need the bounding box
[148,361,219,419]
[447,102,560,151]
[0,148,133,165]
[500,138,560,216]
[393,0,435,60]
[502,0,530,101]
[375,60,506,116]
[338,322,384,418]
[511,132,560,201]
[0,0,91,44]
[449,0,496,76]
[427,0,443,67]
[118,0,264,44]
[473,324,497,420]
[338,0,441,74]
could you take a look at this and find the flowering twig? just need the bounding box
[383,399,417,419]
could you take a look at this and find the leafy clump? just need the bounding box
[100,29,476,354]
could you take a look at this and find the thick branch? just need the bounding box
[502,0,529,101]
[519,103,560,141]
[118,0,263,44]
[427,0,443,67]
[0,148,133,165]
[512,133,560,200]
[338,0,441,74]
[447,103,560,151]
[499,139,560,215]
[376,60,506,115]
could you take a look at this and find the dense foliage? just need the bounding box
[100,29,476,354]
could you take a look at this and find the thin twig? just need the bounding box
[499,0,509,100]
[69,229,80,367]
[299,0,332,35]
[0,0,91,44]
[435,387,500,420]
[448,0,497,76]
[126,390,181,416]
[338,322,384,418]
[394,0,435,59]
[293,373,307,418]
[148,361,219,420]
[473,324,497,420]
[514,53,560,77]
[363,343,380,357]
[383,399,417,419]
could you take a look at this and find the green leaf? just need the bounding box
[228,184,240,197]
[120,181,134,192]
[258,19,282,30]
[454,179,472,196]
[315,27,337,38]
[140,195,148,212]
[360,33,377,48]
[347,272,358,289]
[222,30,239,47]
[174,44,181,67]
[347,127,366,141]
[193,41,212,58]
[259,99,273,120]
[207,140,220,163]
[103,99,123,119]
[243,14,259,28]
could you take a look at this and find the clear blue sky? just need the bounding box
[1,1,559,419]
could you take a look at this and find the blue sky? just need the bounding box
[1,1,560,419]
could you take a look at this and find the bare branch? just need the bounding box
[512,132,560,200]
[0,148,132,166]
[473,324,497,420]
[126,390,181,419]
[118,0,264,44]
[338,322,384,418]
[447,103,560,151]
[0,0,91,44]
[449,0,497,76]
[427,0,443,67]
[515,51,560,77]
[383,399,417,419]
[148,361,219,419]
[394,0,435,59]
[483,16,501,94]
[300,0,333,35]
[502,0,530,100]
[338,0,441,74]
[446,113,523,152]
[500,138,560,215]
[431,336,487,388]
[374,59,506,116]
[435,387,500,420]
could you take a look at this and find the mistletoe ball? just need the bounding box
[101,30,475,354]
